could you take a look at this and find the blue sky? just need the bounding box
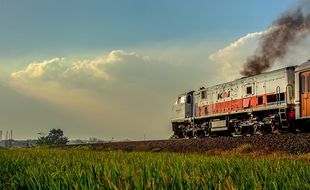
[1,0,304,140]
[0,0,296,63]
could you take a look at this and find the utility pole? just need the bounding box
[10,129,13,147]
[5,131,8,147]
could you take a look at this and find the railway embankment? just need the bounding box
[64,133,310,154]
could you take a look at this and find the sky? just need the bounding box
[0,0,306,140]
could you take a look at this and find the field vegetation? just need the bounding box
[0,147,309,189]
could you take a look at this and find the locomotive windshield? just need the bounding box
[176,96,186,104]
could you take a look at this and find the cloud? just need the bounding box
[209,32,264,62]
[209,28,310,81]
[277,33,310,67]
[10,50,133,84]
[209,31,265,81]
[11,58,67,80]
[9,49,194,140]
[9,50,152,108]
[10,49,158,92]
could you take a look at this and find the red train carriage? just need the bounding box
[171,61,310,138]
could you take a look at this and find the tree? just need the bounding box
[37,128,68,146]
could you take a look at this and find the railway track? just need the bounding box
[63,133,310,154]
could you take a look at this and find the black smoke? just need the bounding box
[241,1,310,77]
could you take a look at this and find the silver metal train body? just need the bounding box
[171,61,310,138]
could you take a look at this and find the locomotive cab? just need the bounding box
[171,91,195,137]
[170,91,194,122]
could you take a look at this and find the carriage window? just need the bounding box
[301,75,305,93]
[186,95,191,104]
[308,75,310,92]
[246,86,252,95]
[279,93,285,101]
[267,93,285,103]
[201,90,207,99]
[257,96,263,105]
[267,94,276,103]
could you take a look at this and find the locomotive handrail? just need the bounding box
[276,86,281,105]
[286,84,294,104]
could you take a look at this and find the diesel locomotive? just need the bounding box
[171,60,310,138]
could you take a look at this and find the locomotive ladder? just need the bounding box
[278,108,289,129]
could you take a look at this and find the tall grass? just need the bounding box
[0,148,309,189]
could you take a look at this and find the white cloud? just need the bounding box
[209,28,310,82]
[209,32,264,61]
[8,49,191,140]
[10,50,156,89]
[277,33,310,67]
[209,31,265,81]
[10,50,128,83]
[11,58,67,79]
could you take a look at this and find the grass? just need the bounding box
[0,148,309,189]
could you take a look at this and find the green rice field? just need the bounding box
[0,148,309,189]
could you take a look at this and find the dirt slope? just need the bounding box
[71,133,310,154]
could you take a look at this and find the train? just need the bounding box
[171,60,310,138]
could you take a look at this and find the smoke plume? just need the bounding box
[241,1,310,76]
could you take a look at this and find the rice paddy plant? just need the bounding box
[0,148,309,189]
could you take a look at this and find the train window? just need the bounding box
[186,95,191,104]
[301,75,305,93]
[257,96,263,105]
[308,75,310,92]
[201,90,207,99]
[280,93,285,101]
[267,93,285,103]
[178,96,186,104]
[246,86,252,95]
[267,94,276,103]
